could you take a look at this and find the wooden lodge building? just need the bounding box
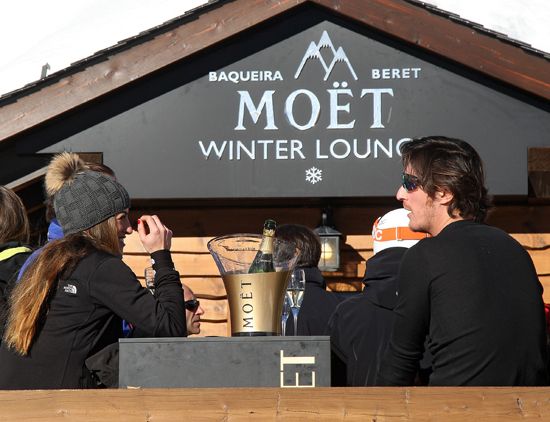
[1,0,549,338]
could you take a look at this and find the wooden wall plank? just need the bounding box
[343,235,374,250]
[195,298,227,322]
[126,204,550,237]
[530,250,550,275]
[124,233,212,253]
[122,225,550,255]
[327,281,363,292]
[124,254,218,277]
[486,206,550,233]
[182,277,226,299]
[128,206,396,238]
[123,233,550,287]
[511,233,550,249]
[121,226,550,338]
[193,321,228,338]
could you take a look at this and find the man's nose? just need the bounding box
[396,185,406,201]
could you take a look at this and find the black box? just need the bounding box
[119,336,330,388]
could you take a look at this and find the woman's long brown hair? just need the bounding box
[4,216,121,355]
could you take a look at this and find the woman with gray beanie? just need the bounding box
[0,153,186,389]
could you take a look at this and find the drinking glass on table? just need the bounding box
[281,295,291,336]
[286,268,305,335]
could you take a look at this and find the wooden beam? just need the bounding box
[315,0,550,99]
[0,0,301,143]
[0,387,549,421]
[5,166,46,191]
[529,148,550,199]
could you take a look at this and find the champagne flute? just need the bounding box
[286,268,305,335]
[281,295,291,336]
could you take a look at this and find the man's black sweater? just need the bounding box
[377,220,548,386]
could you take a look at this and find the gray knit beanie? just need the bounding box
[53,171,130,235]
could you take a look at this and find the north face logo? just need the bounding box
[295,30,357,81]
[63,284,77,295]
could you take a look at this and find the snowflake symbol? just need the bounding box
[305,167,323,184]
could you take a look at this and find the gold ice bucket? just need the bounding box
[207,234,300,336]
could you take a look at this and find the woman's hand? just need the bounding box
[137,215,172,253]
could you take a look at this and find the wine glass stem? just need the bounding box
[281,318,286,336]
[293,312,298,336]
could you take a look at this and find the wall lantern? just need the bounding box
[314,210,341,272]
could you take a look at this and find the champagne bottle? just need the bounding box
[248,219,277,273]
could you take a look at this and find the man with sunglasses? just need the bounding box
[126,284,204,336]
[376,136,547,386]
[183,284,204,335]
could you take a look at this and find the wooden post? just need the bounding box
[529,148,550,199]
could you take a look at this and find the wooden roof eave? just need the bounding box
[5,166,47,192]
[1,0,549,145]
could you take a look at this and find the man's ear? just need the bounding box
[435,189,454,206]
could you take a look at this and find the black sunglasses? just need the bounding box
[402,172,421,192]
[184,299,200,311]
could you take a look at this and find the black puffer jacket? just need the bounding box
[327,247,407,386]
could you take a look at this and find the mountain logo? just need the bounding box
[295,30,358,81]
[63,284,77,295]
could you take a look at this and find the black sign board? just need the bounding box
[119,336,330,388]
[39,16,550,198]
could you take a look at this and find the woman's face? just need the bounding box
[115,209,133,251]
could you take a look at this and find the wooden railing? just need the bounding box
[1,387,549,421]
[122,233,550,337]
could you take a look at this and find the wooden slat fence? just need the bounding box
[1,387,550,421]
[122,232,550,337]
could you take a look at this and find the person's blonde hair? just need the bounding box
[4,216,120,355]
[0,186,30,245]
